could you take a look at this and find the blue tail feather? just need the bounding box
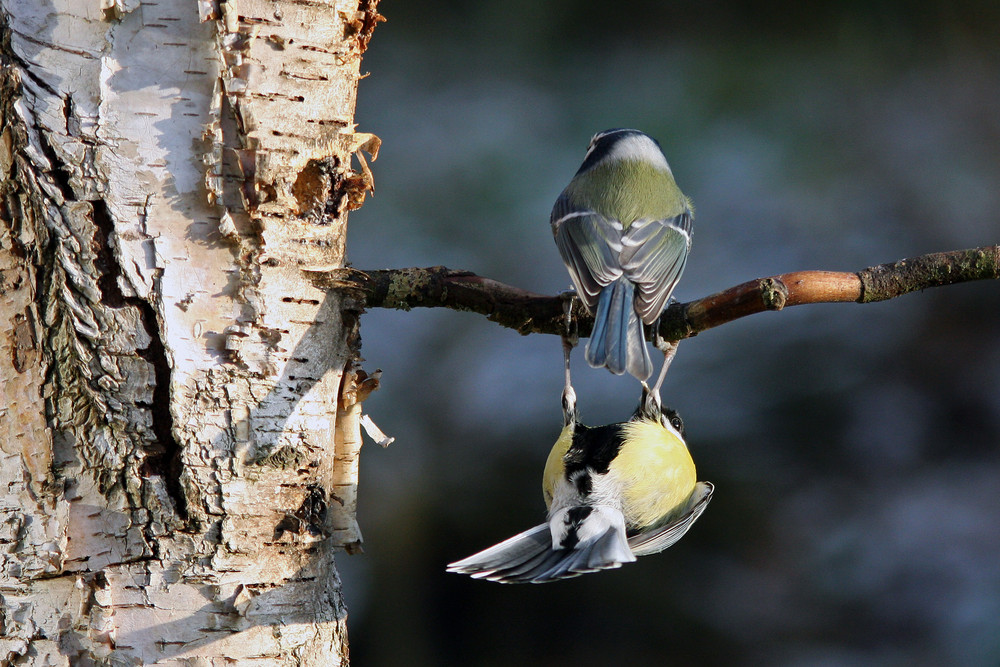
[585,280,652,380]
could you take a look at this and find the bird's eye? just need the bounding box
[664,411,684,435]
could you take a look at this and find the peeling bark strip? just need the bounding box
[312,246,1000,341]
[1,0,382,664]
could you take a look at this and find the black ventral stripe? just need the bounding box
[564,422,626,477]
[558,506,594,549]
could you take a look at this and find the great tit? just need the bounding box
[551,128,693,381]
[447,388,713,583]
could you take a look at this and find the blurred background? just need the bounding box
[340,1,1000,664]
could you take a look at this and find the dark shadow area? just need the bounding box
[344,1,1000,665]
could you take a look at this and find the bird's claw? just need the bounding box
[638,380,662,422]
[561,384,577,427]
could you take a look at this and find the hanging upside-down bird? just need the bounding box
[551,128,693,382]
[447,386,713,584]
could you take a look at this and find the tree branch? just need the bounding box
[309,246,1000,341]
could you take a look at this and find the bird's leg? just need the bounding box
[560,290,579,426]
[650,315,679,402]
[651,341,678,400]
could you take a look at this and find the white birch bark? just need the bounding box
[0,0,382,663]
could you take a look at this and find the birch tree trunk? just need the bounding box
[0,0,381,663]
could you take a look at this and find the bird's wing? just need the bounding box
[551,194,623,310]
[619,210,692,324]
[627,481,713,556]
[446,524,552,582]
[447,505,637,584]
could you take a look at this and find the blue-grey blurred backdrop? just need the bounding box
[341,2,1000,664]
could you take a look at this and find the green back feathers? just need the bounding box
[567,160,688,229]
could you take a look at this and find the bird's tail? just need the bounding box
[447,506,635,584]
[586,279,652,380]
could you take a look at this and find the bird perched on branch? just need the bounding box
[551,128,693,382]
[447,386,712,583]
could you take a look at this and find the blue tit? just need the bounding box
[447,391,712,583]
[551,128,693,381]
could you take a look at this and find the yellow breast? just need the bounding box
[611,419,697,529]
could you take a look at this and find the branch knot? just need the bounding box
[759,277,789,310]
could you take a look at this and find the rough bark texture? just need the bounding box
[0,0,381,663]
[314,246,1000,342]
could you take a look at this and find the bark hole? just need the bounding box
[92,199,189,523]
